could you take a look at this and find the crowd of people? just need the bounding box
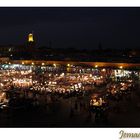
[0,64,138,121]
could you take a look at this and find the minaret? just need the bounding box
[28,33,34,43]
[27,32,35,48]
[26,32,36,59]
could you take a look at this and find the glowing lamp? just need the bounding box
[119,66,123,69]
[53,64,56,67]
[67,64,70,67]
[95,65,98,68]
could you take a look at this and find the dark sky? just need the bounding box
[0,7,140,49]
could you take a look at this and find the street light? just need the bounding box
[119,66,123,69]
[42,63,45,66]
[67,64,70,67]
[53,63,56,67]
[102,68,106,72]
[95,65,98,68]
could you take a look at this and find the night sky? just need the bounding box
[0,7,140,49]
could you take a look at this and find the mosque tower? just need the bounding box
[27,32,35,47]
[28,33,34,42]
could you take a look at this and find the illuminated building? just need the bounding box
[27,32,35,49]
[28,33,34,42]
[0,32,139,63]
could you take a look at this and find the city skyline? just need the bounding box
[0,7,140,49]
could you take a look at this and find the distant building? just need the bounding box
[28,33,34,42]
[27,33,35,48]
[0,33,139,62]
[0,33,37,60]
